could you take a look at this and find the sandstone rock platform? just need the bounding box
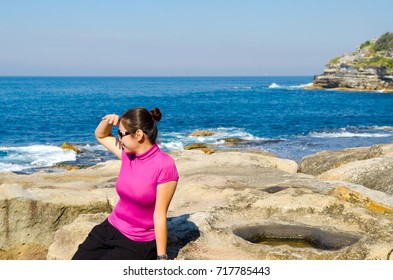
[1,146,393,260]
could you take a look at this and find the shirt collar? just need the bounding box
[135,144,159,160]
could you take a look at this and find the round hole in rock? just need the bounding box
[233,224,360,250]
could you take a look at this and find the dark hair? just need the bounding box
[121,107,162,144]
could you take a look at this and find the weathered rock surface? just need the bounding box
[298,143,393,176]
[188,130,215,137]
[1,149,393,260]
[0,161,120,259]
[318,157,393,196]
[47,213,109,260]
[60,142,82,154]
[309,33,393,92]
[299,142,393,196]
[311,64,393,92]
[0,183,116,259]
[184,144,215,154]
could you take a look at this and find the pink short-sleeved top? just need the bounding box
[108,144,179,242]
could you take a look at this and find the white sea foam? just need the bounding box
[369,125,393,131]
[309,126,393,139]
[159,141,184,151]
[233,86,252,89]
[0,145,77,172]
[186,127,267,142]
[288,82,313,89]
[268,83,281,88]
[310,132,391,138]
[0,162,25,172]
[269,82,312,90]
[77,143,106,152]
[159,127,270,152]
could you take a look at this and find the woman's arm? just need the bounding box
[154,180,178,259]
[95,114,122,159]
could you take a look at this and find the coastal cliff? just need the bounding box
[310,32,393,92]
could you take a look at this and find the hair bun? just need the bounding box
[150,107,162,122]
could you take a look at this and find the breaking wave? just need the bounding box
[0,145,77,172]
[268,82,313,89]
[309,126,393,139]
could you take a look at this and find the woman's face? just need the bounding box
[119,122,139,153]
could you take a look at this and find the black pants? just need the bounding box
[72,219,157,260]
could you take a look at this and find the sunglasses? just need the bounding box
[118,130,131,139]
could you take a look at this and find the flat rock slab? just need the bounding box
[1,150,393,260]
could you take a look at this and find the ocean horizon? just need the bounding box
[1,76,393,173]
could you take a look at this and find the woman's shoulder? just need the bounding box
[158,149,175,161]
[156,149,176,166]
[156,149,179,181]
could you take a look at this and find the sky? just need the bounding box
[0,0,392,76]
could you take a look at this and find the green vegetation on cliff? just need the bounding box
[355,55,393,72]
[374,32,393,51]
[329,56,342,64]
[328,32,393,72]
[359,40,372,49]
[355,32,393,72]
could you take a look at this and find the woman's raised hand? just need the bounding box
[95,114,123,159]
[102,114,120,126]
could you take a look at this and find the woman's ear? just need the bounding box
[135,129,144,141]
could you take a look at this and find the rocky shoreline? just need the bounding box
[1,142,393,260]
[309,32,393,92]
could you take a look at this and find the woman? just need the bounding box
[72,107,179,260]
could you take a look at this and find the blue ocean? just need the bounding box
[1,76,393,173]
